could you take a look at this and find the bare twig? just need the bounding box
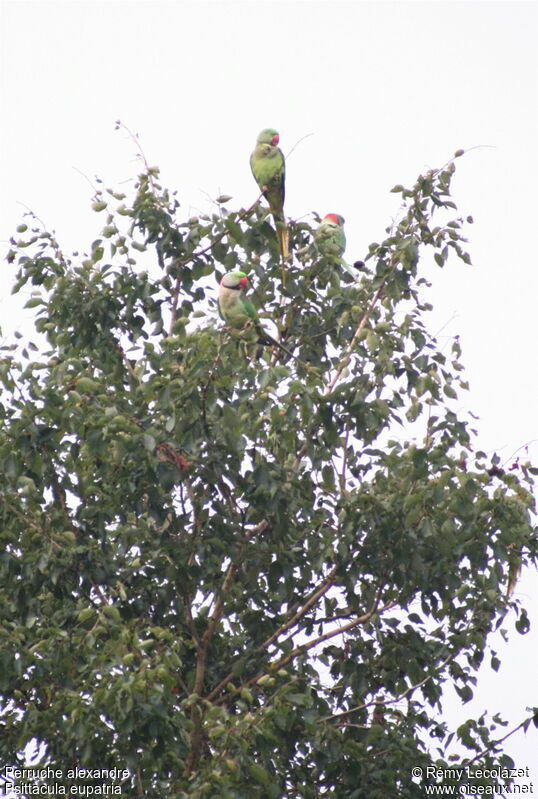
[72,166,101,198]
[116,120,158,195]
[285,132,314,161]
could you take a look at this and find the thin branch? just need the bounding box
[89,579,109,606]
[430,145,495,177]
[243,519,270,543]
[15,203,68,267]
[200,341,223,433]
[270,595,394,674]
[288,279,386,475]
[191,519,269,681]
[72,166,100,197]
[186,481,204,568]
[114,341,140,384]
[7,503,48,538]
[174,671,190,697]
[184,586,200,635]
[433,312,458,340]
[202,518,269,628]
[291,441,308,473]
[116,120,158,195]
[285,132,314,162]
[183,518,268,776]
[205,563,339,703]
[326,281,386,394]
[502,439,538,469]
[339,422,351,493]
[216,476,240,522]
[180,192,264,269]
[315,607,365,624]
[261,565,339,652]
[462,714,536,768]
[202,563,239,646]
[16,201,48,231]
[310,325,337,340]
[322,651,454,722]
[213,591,392,705]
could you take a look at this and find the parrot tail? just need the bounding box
[277,223,289,261]
[274,219,289,287]
[340,259,361,281]
[257,326,299,362]
[256,330,274,347]
[506,546,522,597]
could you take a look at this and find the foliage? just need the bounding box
[1,147,537,798]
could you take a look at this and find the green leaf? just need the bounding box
[24,297,43,309]
[248,763,270,785]
[143,433,156,452]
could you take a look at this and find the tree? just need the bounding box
[1,143,536,799]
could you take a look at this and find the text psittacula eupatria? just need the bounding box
[250,128,289,262]
[218,270,296,359]
[314,213,359,280]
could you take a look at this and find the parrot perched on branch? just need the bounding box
[250,128,289,262]
[218,270,297,359]
[314,214,360,280]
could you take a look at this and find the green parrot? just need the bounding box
[250,128,289,261]
[314,213,359,280]
[218,270,297,359]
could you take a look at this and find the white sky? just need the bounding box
[1,0,537,785]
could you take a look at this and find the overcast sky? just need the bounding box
[1,0,537,782]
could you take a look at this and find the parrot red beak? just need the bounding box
[239,276,249,289]
[272,133,280,146]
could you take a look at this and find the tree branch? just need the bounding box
[321,650,454,722]
[212,590,392,705]
[269,593,393,674]
[260,565,339,652]
[326,281,386,394]
[116,120,159,196]
[183,519,269,774]
[462,714,537,767]
[339,422,352,493]
[205,564,338,703]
